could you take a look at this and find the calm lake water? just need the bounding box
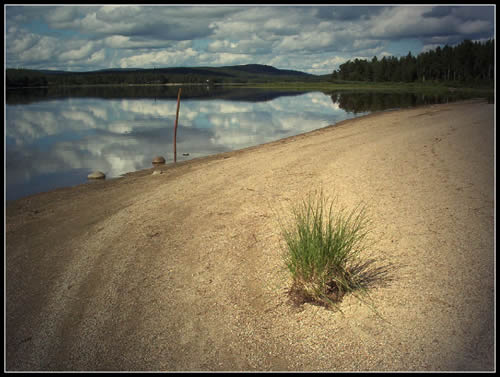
[5,85,484,201]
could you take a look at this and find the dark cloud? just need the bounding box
[420,6,494,41]
[369,6,494,44]
[316,6,389,20]
[421,6,454,18]
[423,5,494,21]
[6,6,44,24]
[452,6,494,21]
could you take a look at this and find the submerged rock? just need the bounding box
[88,171,106,180]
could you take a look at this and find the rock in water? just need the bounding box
[152,156,166,166]
[88,171,106,179]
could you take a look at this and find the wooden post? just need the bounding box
[173,87,182,163]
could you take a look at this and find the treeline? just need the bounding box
[47,70,206,86]
[332,39,494,85]
[6,69,216,87]
[6,69,49,87]
[6,65,318,88]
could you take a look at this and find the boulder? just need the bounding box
[88,171,106,179]
[152,156,166,166]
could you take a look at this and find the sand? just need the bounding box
[5,99,495,371]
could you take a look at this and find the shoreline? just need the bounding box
[6,98,488,206]
[6,99,494,371]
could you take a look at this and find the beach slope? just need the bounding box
[6,100,494,371]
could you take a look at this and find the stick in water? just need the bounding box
[174,87,182,163]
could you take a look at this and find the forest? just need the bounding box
[331,39,494,85]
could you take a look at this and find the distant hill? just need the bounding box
[221,64,313,77]
[6,64,326,87]
[37,69,69,75]
[60,64,315,77]
[90,64,319,81]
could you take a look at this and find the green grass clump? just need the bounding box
[282,190,371,308]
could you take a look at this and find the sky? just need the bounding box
[4,4,496,75]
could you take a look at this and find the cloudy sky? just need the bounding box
[5,4,495,74]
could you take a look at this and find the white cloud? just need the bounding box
[199,51,253,66]
[45,6,82,23]
[104,35,168,49]
[80,11,128,34]
[275,31,336,52]
[87,49,106,64]
[311,56,349,71]
[119,47,198,68]
[59,41,95,61]
[6,26,40,54]
[207,40,238,51]
[6,27,59,64]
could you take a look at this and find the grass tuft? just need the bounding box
[281,190,372,309]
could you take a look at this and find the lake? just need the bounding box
[5,85,484,201]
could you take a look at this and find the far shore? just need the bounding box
[6,81,495,94]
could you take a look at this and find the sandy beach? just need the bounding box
[5,99,495,371]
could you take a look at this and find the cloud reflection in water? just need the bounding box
[6,89,365,201]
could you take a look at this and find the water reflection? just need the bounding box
[5,87,485,201]
[5,85,310,105]
[329,91,483,113]
[7,89,362,201]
